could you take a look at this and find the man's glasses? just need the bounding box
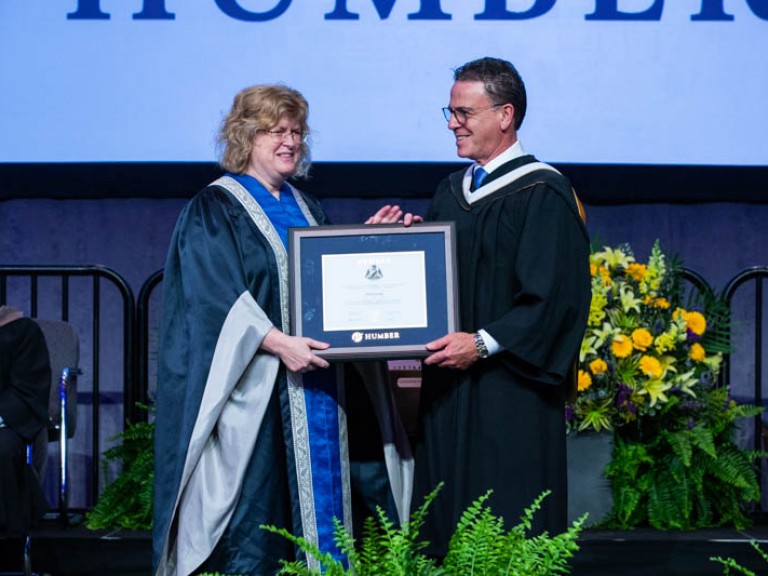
[256,128,309,142]
[442,104,501,124]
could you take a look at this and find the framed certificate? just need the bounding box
[289,222,459,359]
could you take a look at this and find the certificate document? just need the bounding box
[321,251,428,332]
[289,222,457,359]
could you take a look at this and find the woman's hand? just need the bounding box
[261,328,330,373]
[365,204,422,226]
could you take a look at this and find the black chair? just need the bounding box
[32,319,80,524]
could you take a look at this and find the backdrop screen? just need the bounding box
[1,1,766,166]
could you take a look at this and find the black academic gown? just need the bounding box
[412,155,591,557]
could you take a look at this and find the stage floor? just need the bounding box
[2,524,768,575]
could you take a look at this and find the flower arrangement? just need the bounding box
[567,240,725,434]
[567,240,764,530]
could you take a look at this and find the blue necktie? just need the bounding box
[473,166,488,190]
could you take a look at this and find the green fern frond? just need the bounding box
[703,444,761,498]
[664,429,694,466]
[86,414,155,531]
[260,521,348,576]
[710,553,757,576]
[728,403,765,421]
[444,491,507,575]
[688,425,718,459]
[442,490,584,576]
[647,467,690,529]
[263,486,584,575]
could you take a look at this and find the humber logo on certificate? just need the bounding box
[351,331,402,344]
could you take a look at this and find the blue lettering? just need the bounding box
[215,0,291,21]
[476,0,555,20]
[692,0,734,20]
[67,0,110,19]
[134,0,175,19]
[692,0,768,20]
[746,0,768,18]
[64,0,768,22]
[325,0,450,20]
[586,0,663,20]
[408,0,451,20]
[67,0,174,19]
[326,0,394,19]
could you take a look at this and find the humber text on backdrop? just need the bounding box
[65,0,768,22]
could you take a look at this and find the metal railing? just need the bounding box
[136,268,164,410]
[5,263,767,515]
[723,267,768,452]
[0,265,135,507]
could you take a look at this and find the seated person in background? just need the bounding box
[0,305,51,535]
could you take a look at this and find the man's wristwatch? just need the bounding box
[473,332,490,359]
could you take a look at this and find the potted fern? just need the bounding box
[262,484,585,575]
[606,384,763,530]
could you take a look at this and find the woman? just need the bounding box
[153,85,403,576]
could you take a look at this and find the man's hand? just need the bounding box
[423,332,478,370]
[365,204,423,226]
[261,328,330,373]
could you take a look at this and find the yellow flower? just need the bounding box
[612,334,633,358]
[619,285,642,314]
[689,342,706,362]
[702,353,723,375]
[675,368,699,397]
[684,311,707,336]
[589,358,608,375]
[673,307,687,321]
[625,263,647,281]
[644,242,666,291]
[652,298,670,309]
[658,354,678,375]
[592,321,621,349]
[595,246,634,270]
[599,266,612,287]
[653,332,677,354]
[639,355,663,379]
[580,335,598,363]
[578,369,593,392]
[590,263,598,277]
[639,378,672,407]
[588,291,608,326]
[632,328,653,351]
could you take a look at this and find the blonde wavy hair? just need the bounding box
[218,84,311,177]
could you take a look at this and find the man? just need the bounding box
[412,57,591,557]
[0,306,51,535]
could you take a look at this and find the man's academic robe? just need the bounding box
[412,155,591,557]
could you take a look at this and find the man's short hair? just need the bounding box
[454,57,527,130]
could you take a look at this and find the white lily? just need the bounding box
[619,285,642,314]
